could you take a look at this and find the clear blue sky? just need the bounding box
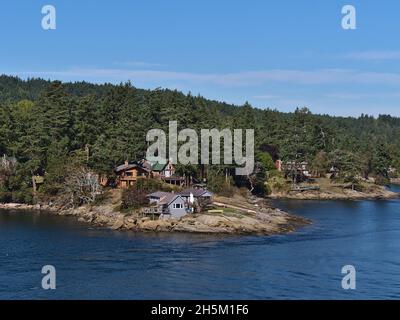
[1,0,400,116]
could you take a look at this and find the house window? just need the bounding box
[173,203,183,209]
[125,172,133,177]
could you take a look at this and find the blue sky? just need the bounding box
[1,0,400,116]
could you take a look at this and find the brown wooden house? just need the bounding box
[115,160,151,188]
[115,159,187,188]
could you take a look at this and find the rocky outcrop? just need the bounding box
[52,202,309,235]
[2,181,398,235]
[270,186,399,200]
[0,203,54,211]
[1,191,310,235]
[391,178,400,185]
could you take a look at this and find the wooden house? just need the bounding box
[151,161,175,178]
[282,161,311,177]
[115,158,186,188]
[115,160,151,188]
[150,159,185,186]
[145,192,188,219]
[178,188,213,205]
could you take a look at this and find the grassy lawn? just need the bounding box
[207,206,245,218]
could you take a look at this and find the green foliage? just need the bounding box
[121,178,175,210]
[42,149,88,196]
[267,175,290,193]
[207,170,235,197]
[257,152,276,172]
[0,75,399,203]
[11,187,34,204]
[375,175,390,186]
[135,178,173,193]
[329,149,363,189]
[263,182,272,196]
[0,185,12,203]
[372,142,391,184]
[311,150,330,177]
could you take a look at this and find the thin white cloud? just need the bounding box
[14,67,400,87]
[7,67,400,117]
[342,50,400,61]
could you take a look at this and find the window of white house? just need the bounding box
[173,203,183,209]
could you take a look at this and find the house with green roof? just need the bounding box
[115,158,186,188]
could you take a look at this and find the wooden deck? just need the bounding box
[141,207,169,215]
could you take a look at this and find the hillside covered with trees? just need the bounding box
[0,75,399,204]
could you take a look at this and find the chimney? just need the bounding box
[189,192,194,204]
[125,160,129,166]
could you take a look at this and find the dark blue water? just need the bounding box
[1,185,400,300]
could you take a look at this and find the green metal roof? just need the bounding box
[151,162,167,172]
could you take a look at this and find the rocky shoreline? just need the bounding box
[391,178,400,185]
[270,183,399,201]
[66,205,309,235]
[0,202,56,211]
[0,200,310,236]
[2,184,397,235]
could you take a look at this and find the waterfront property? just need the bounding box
[144,187,214,219]
[150,160,185,186]
[276,160,313,184]
[150,161,175,178]
[146,191,188,219]
[115,159,185,188]
[179,188,213,205]
[281,161,311,177]
[115,160,151,188]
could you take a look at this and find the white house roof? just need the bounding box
[147,192,183,206]
[179,188,213,197]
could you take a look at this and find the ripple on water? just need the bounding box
[1,195,400,299]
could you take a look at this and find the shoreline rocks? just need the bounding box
[3,183,397,235]
[391,178,400,185]
[67,204,311,235]
[270,186,399,201]
[0,201,310,236]
[0,203,42,210]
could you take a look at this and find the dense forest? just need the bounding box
[0,75,399,204]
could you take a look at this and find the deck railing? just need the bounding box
[141,207,169,215]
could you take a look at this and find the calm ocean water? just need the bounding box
[1,185,400,300]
